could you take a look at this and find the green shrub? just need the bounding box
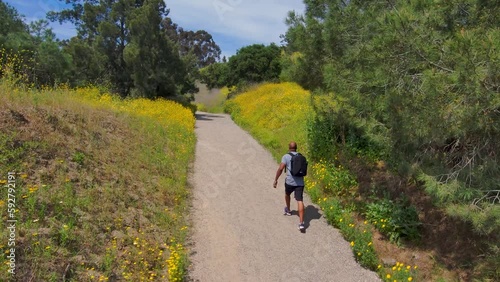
[308,93,388,163]
[318,197,379,270]
[72,151,86,166]
[365,198,421,245]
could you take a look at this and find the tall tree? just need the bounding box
[199,62,229,89]
[0,0,33,54]
[282,0,500,237]
[62,37,107,86]
[0,0,27,38]
[281,6,325,90]
[48,0,197,97]
[124,0,189,98]
[163,17,221,68]
[227,43,281,86]
[29,20,72,86]
[0,2,71,86]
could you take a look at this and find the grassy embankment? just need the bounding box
[0,79,195,281]
[224,82,421,282]
[224,83,310,159]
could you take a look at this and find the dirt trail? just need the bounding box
[189,112,379,282]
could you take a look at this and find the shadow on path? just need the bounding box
[304,205,322,227]
[292,205,322,233]
[195,112,225,121]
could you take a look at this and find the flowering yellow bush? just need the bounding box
[69,87,195,280]
[382,261,417,282]
[306,160,357,197]
[167,242,187,281]
[229,82,311,130]
[220,86,232,98]
[70,86,196,162]
[73,86,195,132]
[0,48,35,87]
[225,82,312,159]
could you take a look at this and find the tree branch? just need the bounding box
[472,190,500,209]
[416,50,454,73]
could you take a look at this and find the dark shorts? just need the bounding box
[285,183,304,201]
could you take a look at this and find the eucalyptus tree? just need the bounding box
[48,0,197,98]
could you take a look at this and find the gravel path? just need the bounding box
[189,112,380,282]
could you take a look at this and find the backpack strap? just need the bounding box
[286,152,297,173]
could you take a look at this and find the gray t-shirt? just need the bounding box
[281,152,305,186]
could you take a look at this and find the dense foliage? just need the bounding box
[0,0,221,99]
[282,0,500,238]
[200,43,282,89]
[226,43,281,86]
[0,1,72,86]
[163,17,221,68]
[199,62,230,89]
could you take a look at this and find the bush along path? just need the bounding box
[188,111,379,281]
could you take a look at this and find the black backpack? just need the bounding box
[288,152,308,177]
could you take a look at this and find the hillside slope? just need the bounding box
[0,82,195,281]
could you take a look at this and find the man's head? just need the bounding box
[289,142,297,152]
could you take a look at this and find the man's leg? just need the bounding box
[285,194,291,211]
[297,200,304,223]
[284,183,293,211]
[295,186,305,224]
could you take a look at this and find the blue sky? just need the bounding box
[7,0,305,59]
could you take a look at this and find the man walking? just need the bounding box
[273,142,306,231]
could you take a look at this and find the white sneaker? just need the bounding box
[283,207,292,216]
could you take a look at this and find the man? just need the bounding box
[273,142,305,231]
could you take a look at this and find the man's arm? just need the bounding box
[273,163,286,188]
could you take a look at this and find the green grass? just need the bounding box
[0,80,195,281]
